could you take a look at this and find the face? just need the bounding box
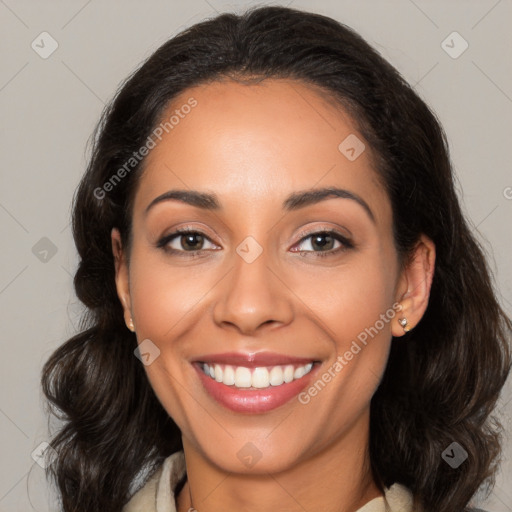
[112,78,428,475]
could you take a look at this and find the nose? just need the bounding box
[212,247,294,335]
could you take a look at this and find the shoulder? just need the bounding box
[382,485,491,512]
[384,483,415,511]
[123,451,186,512]
[122,464,163,512]
[382,484,490,512]
[356,483,414,512]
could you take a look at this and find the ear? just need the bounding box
[392,234,436,337]
[111,227,134,331]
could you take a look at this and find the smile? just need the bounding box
[193,353,321,413]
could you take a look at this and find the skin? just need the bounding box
[112,79,435,512]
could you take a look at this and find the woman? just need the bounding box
[41,5,511,512]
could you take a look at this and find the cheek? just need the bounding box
[128,249,217,339]
[290,256,397,346]
[289,248,397,404]
[127,247,205,427]
[291,261,396,439]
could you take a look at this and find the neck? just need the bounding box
[176,410,383,512]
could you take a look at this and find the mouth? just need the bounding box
[192,352,321,413]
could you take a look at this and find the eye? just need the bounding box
[157,228,218,254]
[292,230,354,257]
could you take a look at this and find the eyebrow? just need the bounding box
[144,186,375,223]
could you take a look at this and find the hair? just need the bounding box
[41,5,511,512]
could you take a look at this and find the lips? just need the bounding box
[192,351,321,413]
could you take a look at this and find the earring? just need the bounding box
[127,318,135,332]
[398,317,410,333]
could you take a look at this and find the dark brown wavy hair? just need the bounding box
[41,5,511,512]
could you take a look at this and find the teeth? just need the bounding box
[294,366,306,379]
[283,365,294,383]
[234,367,252,388]
[251,367,269,388]
[223,365,235,385]
[201,362,315,389]
[269,366,284,386]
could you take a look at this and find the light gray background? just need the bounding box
[1,0,511,510]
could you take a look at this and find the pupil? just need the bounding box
[313,234,333,251]
[183,233,202,250]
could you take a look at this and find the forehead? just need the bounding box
[133,78,390,225]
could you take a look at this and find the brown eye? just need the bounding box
[179,233,205,251]
[292,230,354,258]
[156,229,218,254]
[310,233,336,251]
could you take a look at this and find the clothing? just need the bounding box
[122,450,416,512]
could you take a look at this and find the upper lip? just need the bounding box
[193,351,317,367]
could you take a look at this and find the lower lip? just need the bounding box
[194,363,319,414]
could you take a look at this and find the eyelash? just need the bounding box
[156,226,354,259]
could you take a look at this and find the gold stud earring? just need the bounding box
[398,317,410,333]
